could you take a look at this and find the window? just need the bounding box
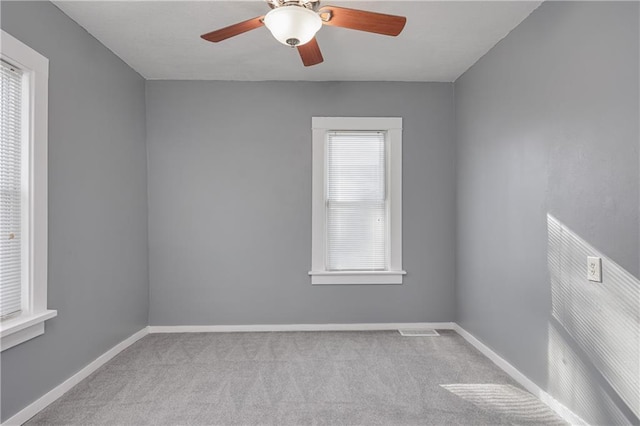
[0,30,55,351]
[310,117,405,285]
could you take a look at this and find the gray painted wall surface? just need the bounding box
[146,81,456,325]
[455,2,639,424]
[3,1,636,423]
[1,2,149,421]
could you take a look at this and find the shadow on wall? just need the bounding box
[547,214,639,424]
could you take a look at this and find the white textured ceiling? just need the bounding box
[53,1,541,81]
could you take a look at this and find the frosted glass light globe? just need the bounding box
[264,6,322,47]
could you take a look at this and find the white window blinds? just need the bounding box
[326,131,387,271]
[0,60,23,318]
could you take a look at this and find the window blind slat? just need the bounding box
[0,59,23,318]
[326,132,387,271]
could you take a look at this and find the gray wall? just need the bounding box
[146,81,456,325]
[455,2,639,424]
[1,2,149,421]
[3,1,636,423]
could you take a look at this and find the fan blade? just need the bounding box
[319,6,406,36]
[201,16,264,43]
[297,38,324,67]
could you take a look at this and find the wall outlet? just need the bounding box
[587,256,602,282]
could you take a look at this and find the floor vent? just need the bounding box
[398,329,440,337]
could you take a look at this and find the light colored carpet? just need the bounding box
[26,330,566,425]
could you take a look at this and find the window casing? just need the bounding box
[310,117,405,285]
[0,30,55,351]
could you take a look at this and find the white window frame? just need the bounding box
[310,117,405,285]
[0,30,56,351]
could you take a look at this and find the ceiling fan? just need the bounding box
[200,0,407,67]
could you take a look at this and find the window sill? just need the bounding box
[309,270,406,285]
[0,310,57,351]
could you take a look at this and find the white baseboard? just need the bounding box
[453,324,588,426]
[2,327,149,426]
[148,322,456,333]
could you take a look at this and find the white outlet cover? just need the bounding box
[587,256,602,282]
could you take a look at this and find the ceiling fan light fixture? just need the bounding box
[263,6,322,47]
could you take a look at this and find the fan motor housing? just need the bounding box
[267,0,321,11]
